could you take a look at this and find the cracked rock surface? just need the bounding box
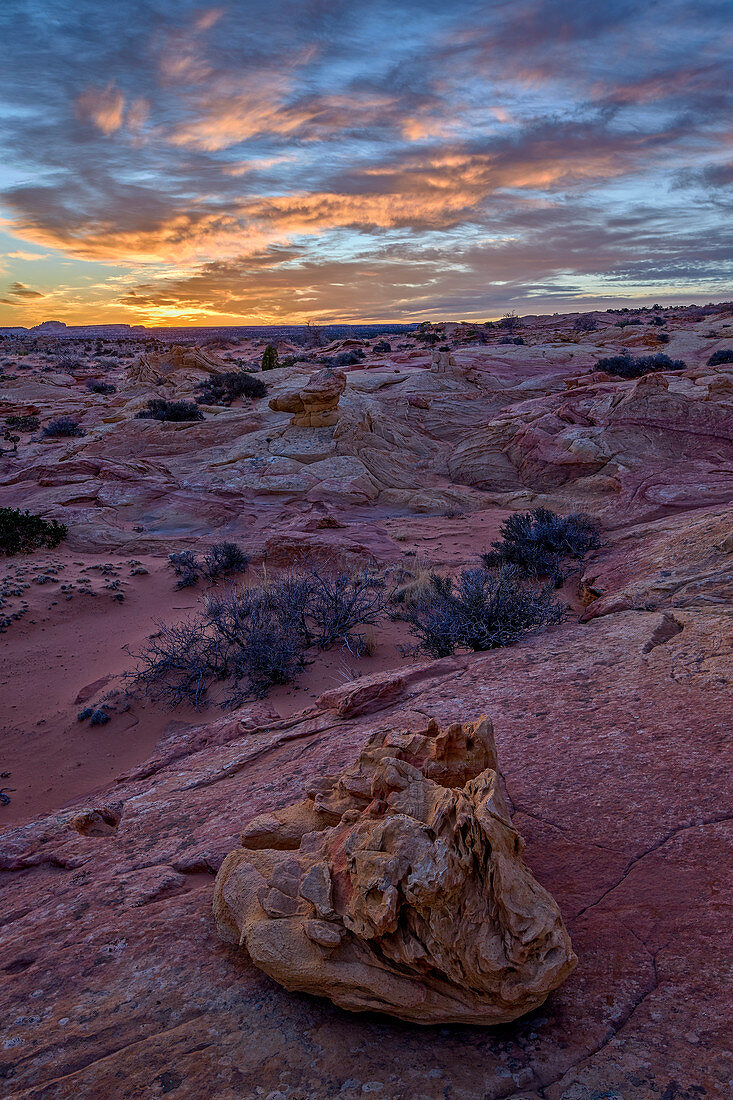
[0,609,730,1098]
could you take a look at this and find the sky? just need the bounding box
[0,1,731,327]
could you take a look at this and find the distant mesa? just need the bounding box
[30,320,67,333]
[21,320,147,335]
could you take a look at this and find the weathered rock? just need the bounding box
[431,348,456,373]
[127,343,227,386]
[580,502,733,618]
[214,715,576,1024]
[269,366,347,427]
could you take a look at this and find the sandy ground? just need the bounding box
[0,509,515,824]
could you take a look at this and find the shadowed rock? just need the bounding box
[214,715,576,1024]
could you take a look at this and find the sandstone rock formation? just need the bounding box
[214,715,576,1024]
[269,366,347,426]
[127,344,227,386]
[431,347,456,373]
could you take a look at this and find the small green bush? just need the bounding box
[261,344,279,371]
[0,507,67,556]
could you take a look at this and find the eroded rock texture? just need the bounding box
[269,366,347,426]
[214,715,576,1024]
[127,343,226,386]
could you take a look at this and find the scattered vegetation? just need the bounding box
[168,542,250,588]
[135,399,204,422]
[393,566,564,658]
[195,370,267,406]
[77,706,110,726]
[42,417,86,438]
[0,507,67,556]
[86,378,117,394]
[130,565,389,706]
[707,349,733,366]
[573,314,598,333]
[333,349,366,367]
[5,415,39,432]
[482,508,601,584]
[595,352,686,378]
[261,344,279,371]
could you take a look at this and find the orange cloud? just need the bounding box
[75,84,126,134]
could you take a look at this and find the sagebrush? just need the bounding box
[482,508,601,583]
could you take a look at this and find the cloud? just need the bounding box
[0,0,731,322]
[75,84,126,135]
[5,250,50,260]
[7,281,45,298]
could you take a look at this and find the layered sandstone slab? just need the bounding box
[214,715,576,1024]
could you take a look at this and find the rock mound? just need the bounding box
[214,715,576,1024]
[127,344,227,386]
[269,366,346,426]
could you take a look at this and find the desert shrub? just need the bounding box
[302,566,387,651]
[86,378,117,394]
[168,542,250,587]
[373,340,391,353]
[96,358,120,370]
[168,550,200,588]
[649,316,666,326]
[78,706,109,725]
[130,576,307,705]
[573,315,598,333]
[261,344,279,371]
[0,507,67,556]
[5,415,39,432]
[498,336,525,345]
[195,370,267,406]
[498,311,519,333]
[56,357,83,371]
[707,349,733,366]
[595,352,686,379]
[333,349,365,367]
[42,417,86,438]
[135,399,204,422]
[482,508,600,583]
[131,565,391,706]
[393,566,564,659]
[201,542,251,581]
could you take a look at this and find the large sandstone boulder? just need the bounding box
[269,367,346,426]
[214,715,576,1025]
[127,344,227,386]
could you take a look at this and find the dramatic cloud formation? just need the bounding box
[0,0,731,325]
